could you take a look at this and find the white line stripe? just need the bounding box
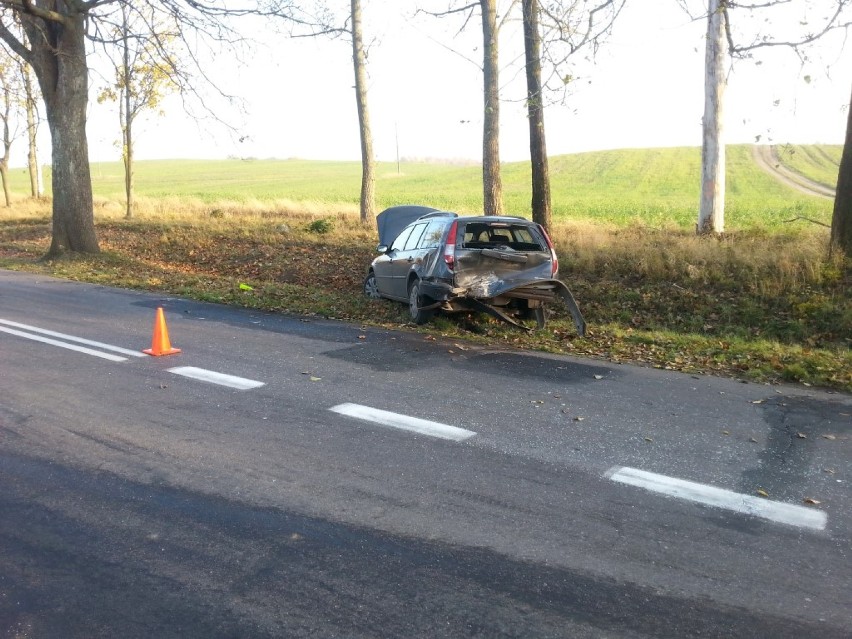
[167,366,265,390]
[0,326,128,362]
[329,403,476,442]
[0,319,146,357]
[607,466,827,531]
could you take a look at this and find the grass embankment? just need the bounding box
[1,146,849,391]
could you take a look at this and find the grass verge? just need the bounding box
[1,200,849,393]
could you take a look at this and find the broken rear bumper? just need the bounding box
[419,278,586,336]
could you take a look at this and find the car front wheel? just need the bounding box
[408,279,434,325]
[363,271,382,299]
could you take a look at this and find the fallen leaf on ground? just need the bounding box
[756,489,769,498]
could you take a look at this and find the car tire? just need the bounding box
[408,279,434,325]
[363,271,382,299]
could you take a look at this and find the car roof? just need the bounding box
[455,215,532,224]
[375,206,536,247]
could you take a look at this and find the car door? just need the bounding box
[373,223,417,300]
[387,222,428,299]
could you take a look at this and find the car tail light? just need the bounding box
[443,220,458,270]
[538,224,559,277]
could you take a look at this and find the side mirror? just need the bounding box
[376,244,389,254]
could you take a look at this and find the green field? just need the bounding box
[13,143,834,230]
[2,143,848,390]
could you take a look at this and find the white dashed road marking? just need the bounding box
[0,319,145,358]
[329,403,476,441]
[607,466,827,531]
[0,324,128,362]
[168,366,266,390]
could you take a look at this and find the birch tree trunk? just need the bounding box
[352,0,375,226]
[698,0,726,235]
[481,0,503,216]
[831,82,852,258]
[523,0,551,230]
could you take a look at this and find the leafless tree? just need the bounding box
[289,0,376,225]
[524,0,625,229]
[0,0,297,256]
[0,54,21,207]
[679,0,852,235]
[421,1,513,216]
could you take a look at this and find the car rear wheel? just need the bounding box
[363,271,382,299]
[408,279,434,325]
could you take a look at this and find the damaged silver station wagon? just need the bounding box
[363,205,586,335]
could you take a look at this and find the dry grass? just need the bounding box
[1,195,849,391]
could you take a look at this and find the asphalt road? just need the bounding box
[1,270,850,638]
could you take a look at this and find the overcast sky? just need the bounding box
[79,0,852,166]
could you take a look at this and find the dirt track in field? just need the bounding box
[752,145,836,199]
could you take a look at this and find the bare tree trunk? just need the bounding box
[0,83,10,207]
[352,0,375,226]
[122,6,134,220]
[17,12,99,254]
[831,82,852,258]
[481,0,503,216]
[0,167,8,207]
[124,113,133,219]
[698,0,726,234]
[22,62,41,198]
[523,0,551,230]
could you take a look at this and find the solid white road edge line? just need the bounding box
[167,366,265,390]
[0,318,146,357]
[607,466,827,531]
[0,325,128,362]
[329,403,476,442]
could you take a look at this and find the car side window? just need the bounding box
[403,223,428,251]
[390,225,416,252]
[419,220,446,249]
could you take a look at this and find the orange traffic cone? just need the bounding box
[143,307,181,356]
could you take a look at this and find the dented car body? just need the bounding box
[364,206,586,335]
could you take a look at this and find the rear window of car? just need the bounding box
[461,222,544,251]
